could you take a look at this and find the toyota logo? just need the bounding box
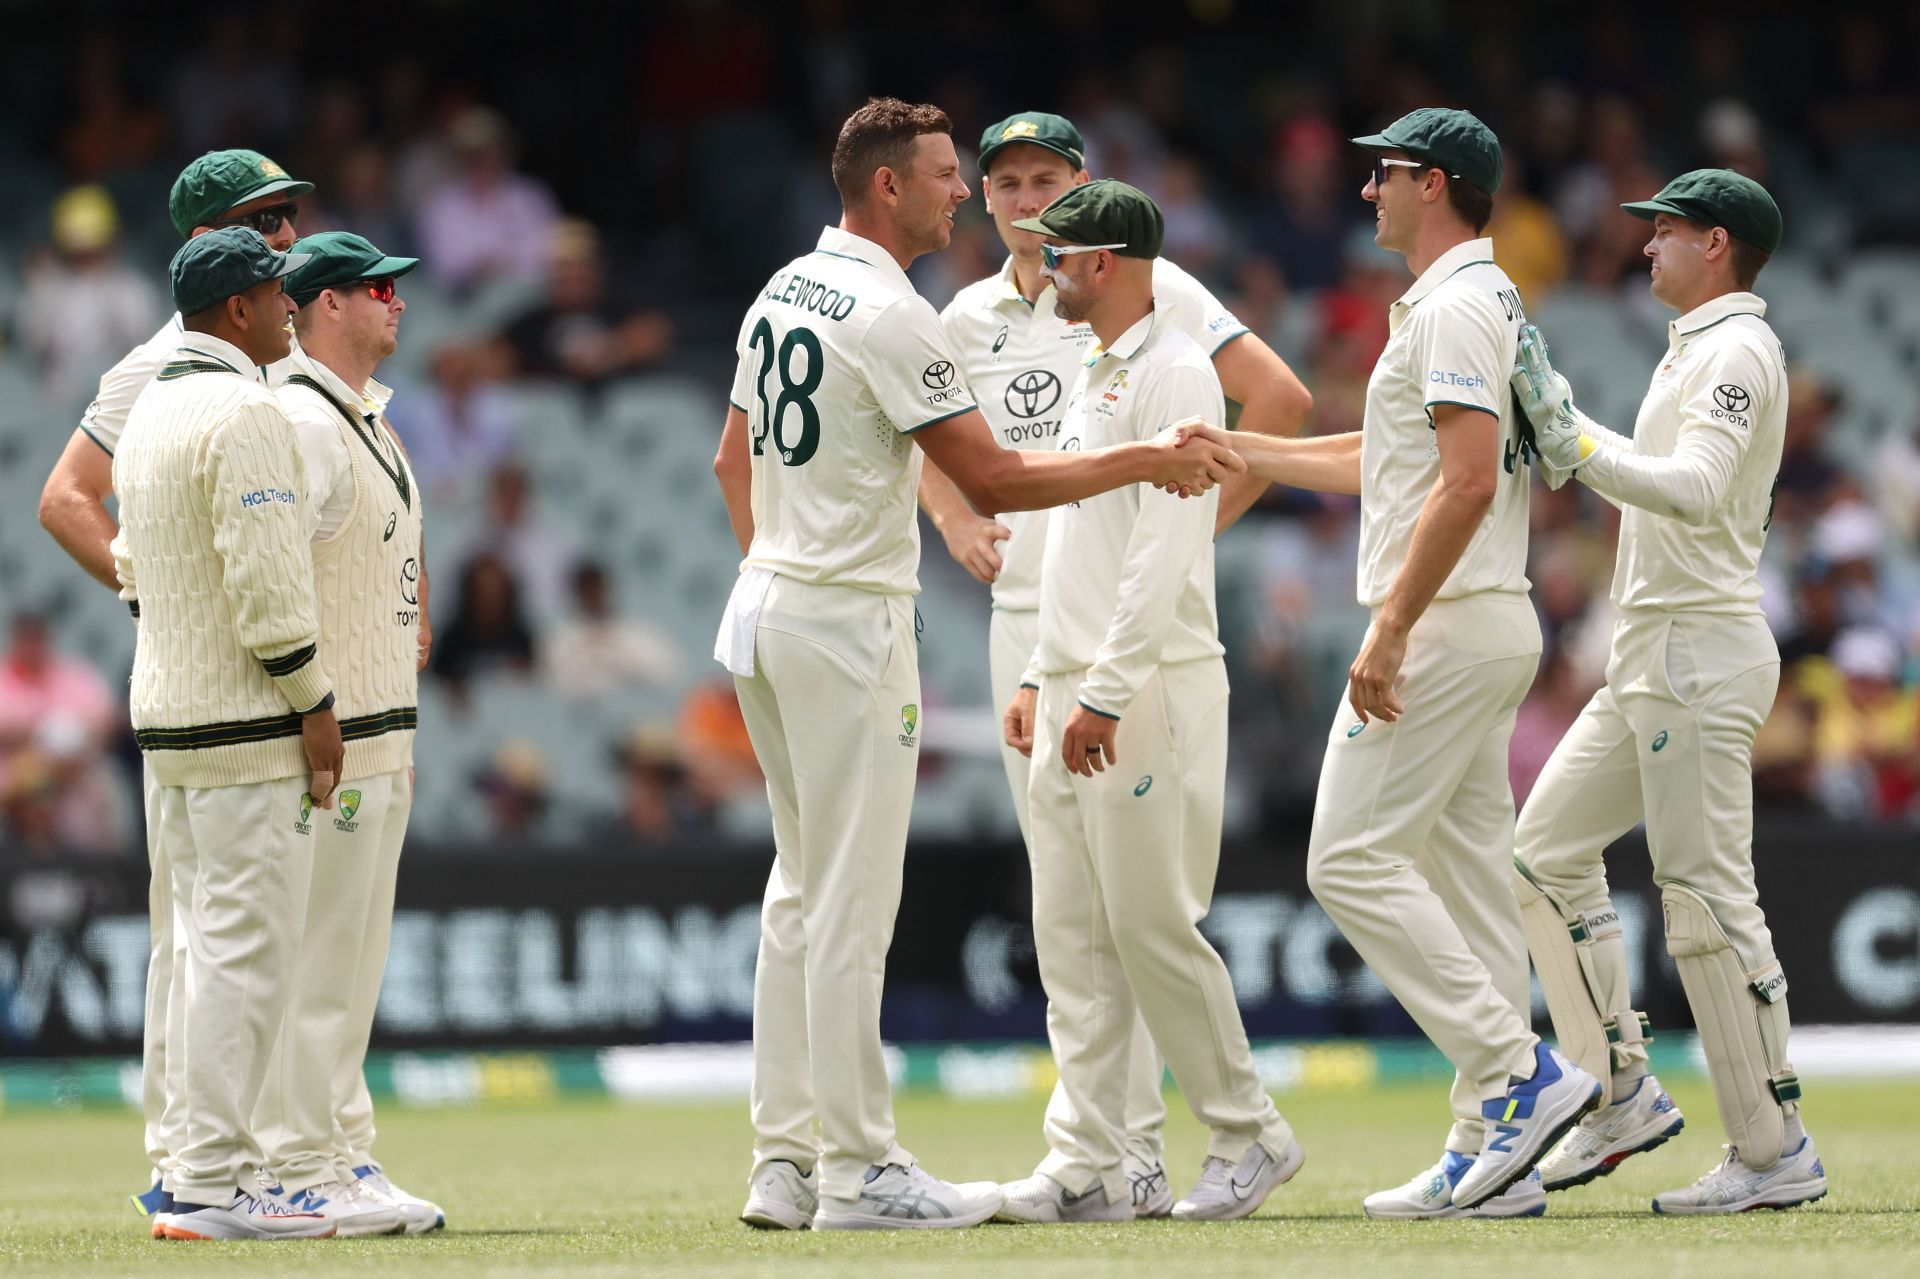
[1004,369,1063,419]
[922,361,955,389]
[1714,384,1751,413]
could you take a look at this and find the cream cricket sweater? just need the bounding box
[278,349,422,782]
[111,331,334,788]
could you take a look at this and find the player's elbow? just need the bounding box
[1446,471,1498,510]
[948,451,1012,514]
[1275,374,1313,434]
[712,445,748,488]
[37,477,75,537]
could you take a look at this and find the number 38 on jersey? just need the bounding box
[748,319,822,467]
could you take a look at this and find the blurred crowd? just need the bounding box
[0,2,1915,851]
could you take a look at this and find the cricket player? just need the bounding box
[249,232,443,1235]
[927,111,1312,1217]
[1176,109,1602,1216]
[1509,170,1826,1214]
[988,179,1303,1224]
[712,97,1241,1232]
[35,150,310,1228]
[112,228,336,1240]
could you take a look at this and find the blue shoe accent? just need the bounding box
[1440,1151,1474,1188]
[131,1183,167,1216]
[351,1164,377,1181]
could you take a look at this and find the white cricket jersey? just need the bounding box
[1027,310,1225,718]
[942,256,1248,611]
[1608,292,1787,614]
[276,347,398,542]
[728,227,976,595]
[1358,237,1532,607]
[81,314,297,458]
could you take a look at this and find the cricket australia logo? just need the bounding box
[295,793,314,835]
[334,789,363,832]
[1005,369,1062,419]
[898,703,919,748]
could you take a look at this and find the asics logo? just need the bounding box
[859,1188,953,1219]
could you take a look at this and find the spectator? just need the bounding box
[1774,369,1844,529]
[19,186,164,414]
[55,34,167,181]
[1154,153,1229,283]
[604,722,716,844]
[443,464,577,626]
[473,740,551,840]
[1802,628,1918,821]
[541,561,683,701]
[1247,118,1353,293]
[677,680,762,812]
[398,342,522,503]
[414,106,561,296]
[302,141,411,256]
[1509,649,1591,806]
[0,614,125,852]
[430,551,537,691]
[1556,96,1664,287]
[499,220,674,385]
[1488,150,1570,300]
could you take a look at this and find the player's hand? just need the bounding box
[416,614,434,672]
[1003,685,1038,758]
[1061,702,1118,777]
[1510,324,1597,472]
[941,511,1012,585]
[1147,423,1243,495]
[302,705,346,808]
[1348,619,1408,725]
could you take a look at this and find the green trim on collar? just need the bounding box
[1404,259,1494,307]
[1675,310,1764,338]
[285,373,413,511]
[157,357,242,381]
[812,248,873,267]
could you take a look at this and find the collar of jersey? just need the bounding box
[175,331,260,379]
[1084,307,1157,367]
[989,255,1048,312]
[1670,290,1767,341]
[1397,236,1496,308]
[813,225,913,292]
[290,347,387,418]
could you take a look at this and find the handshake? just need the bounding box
[1149,418,1244,497]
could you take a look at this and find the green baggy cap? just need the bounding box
[169,149,314,238]
[1621,168,1782,254]
[1012,178,1163,259]
[1351,107,1502,195]
[285,231,421,307]
[978,111,1086,174]
[169,226,309,317]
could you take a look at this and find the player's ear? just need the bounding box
[1072,169,1092,187]
[981,175,994,216]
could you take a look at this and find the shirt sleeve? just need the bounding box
[194,399,333,713]
[858,297,978,433]
[728,304,758,414]
[280,397,355,542]
[1415,292,1509,420]
[1578,336,1774,526]
[1076,362,1222,717]
[1153,258,1249,355]
[78,331,171,457]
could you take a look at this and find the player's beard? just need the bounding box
[1049,270,1091,324]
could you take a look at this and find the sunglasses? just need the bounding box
[354,276,397,304]
[1040,242,1126,271]
[208,201,301,236]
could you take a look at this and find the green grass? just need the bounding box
[3,1077,1917,1276]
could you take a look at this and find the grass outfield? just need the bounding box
[3,1078,1917,1277]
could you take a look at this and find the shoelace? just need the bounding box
[1191,1156,1232,1190]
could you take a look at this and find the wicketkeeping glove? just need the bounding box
[1509,323,1599,473]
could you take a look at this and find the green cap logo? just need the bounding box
[1651,730,1669,753]
[900,704,918,737]
[339,789,362,821]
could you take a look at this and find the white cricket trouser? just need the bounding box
[1306,592,1541,1154]
[736,577,920,1201]
[153,773,314,1205]
[991,607,1167,1163]
[255,767,412,1191]
[1516,611,1783,1071]
[1028,658,1292,1205]
[138,763,176,1180]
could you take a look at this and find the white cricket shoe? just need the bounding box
[283,1179,406,1237]
[1452,1044,1602,1210]
[1651,1136,1827,1215]
[740,1160,817,1230]
[352,1164,446,1234]
[993,1172,1130,1224]
[161,1188,335,1240]
[1539,1074,1685,1191]
[1171,1137,1304,1221]
[1124,1152,1173,1219]
[812,1162,1001,1230]
[1363,1152,1547,1218]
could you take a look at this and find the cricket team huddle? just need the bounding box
[48,87,1820,1241]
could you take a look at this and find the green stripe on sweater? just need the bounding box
[135,706,418,752]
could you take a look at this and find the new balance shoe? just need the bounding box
[1651,1136,1827,1215]
[133,1182,174,1239]
[160,1188,335,1240]
[993,1173,1131,1224]
[812,1162,1001,1230]
[284,1179,406,1237]
[1452,1044,1602,1210]
[352,1164,446,1234]
[1363,1152,1547,1219]
[1123,1152,1173,1219]
[1539,1074,1685,1192]
[740,1160,817,1230]
[1171,1138,1304,1221]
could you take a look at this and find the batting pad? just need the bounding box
[1663,882,1798,1167]
[1515,861,1615,1102]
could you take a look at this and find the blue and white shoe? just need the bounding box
[1539,1074,1685,1191]
[283,1179,406,1237]
[1363,1153,1546,1219]
[133,1181,174,1239]
[1652,1136,1827,1215]
[352,1164,446,1234]
[1452,1044,1602,1210]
